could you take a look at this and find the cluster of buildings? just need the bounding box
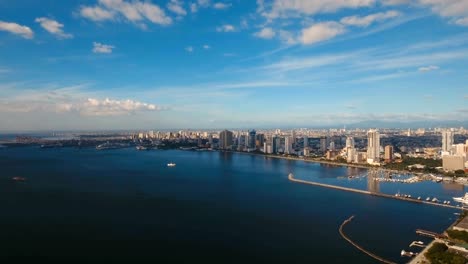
[129,127,468,172]
[441,129,468,172]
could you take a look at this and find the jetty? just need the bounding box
[288,174,466,211]
[339,215,397,264]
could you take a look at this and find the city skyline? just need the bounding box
[1,1,468,131]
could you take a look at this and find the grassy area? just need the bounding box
[448,229,468,244]
[425,242,467,264]
[384,157,441,171]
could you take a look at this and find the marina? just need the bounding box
[288,173,467,211]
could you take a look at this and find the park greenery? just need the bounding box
[425,242,467,264]
[447,229,468,244]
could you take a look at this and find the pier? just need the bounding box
[339,215,397,264]
[288,174,466,211]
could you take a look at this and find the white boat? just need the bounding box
[167,163,176,167]
[453,193,468,204]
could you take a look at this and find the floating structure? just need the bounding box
[339,215,397,264]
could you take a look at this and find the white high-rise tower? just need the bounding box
[367,129,380,164]
[441,129,454,154]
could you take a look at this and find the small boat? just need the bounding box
[426,197,430,201]
[417,196,421,200]
[167,163,176,167]
[12,176,26,182]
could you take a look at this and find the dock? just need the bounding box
[288,174,466,211]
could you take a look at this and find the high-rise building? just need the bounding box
[346,147,355,163]
[303,136,309,148]
[248,130,256,149]
[329,142,335,151]
[284,136,293,154]
[384,145,394,162]
[346,137,354,148]
[320,137,327,153]
[272,135,278,154]
[255,133,265,149]
[291,130,296,146]
[367,129,380,164]
[442,129,454,153]
[219,130,233,150]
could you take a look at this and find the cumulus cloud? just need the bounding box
[92,42,115,53]
[300,22,345,45]
[0,86,163,116]
[79,0,172,27]
[216,24,236,32]
[340,10,401,27]
[203,44,210,49]
[213,2,231,9]
[167,0,187,16]
[35,17,73,39]
[0,21,34,39]
[418,65,439,72]
[80,98,161,116]
[260,0,376,19]
[198,0,211,7]
[254,27,276,39]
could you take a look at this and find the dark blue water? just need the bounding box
[0,147,459,263]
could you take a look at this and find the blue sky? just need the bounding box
[0,0,468,131]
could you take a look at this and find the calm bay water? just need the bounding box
[0,147,461,263]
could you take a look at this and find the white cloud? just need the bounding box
[213,2,232,9]
[203,44,211,49]
[0,21,34,39]
[455,17,468,26]
[80,0,172,27]
[261,0,376,19]
[0,85,163,116]
[216,24,236,32]
[198,0,211,7]
[185,46,194,52]
[381,0,410,5]
[35,17,73,39]
[92,42,115,53]
[0,68,10,74]
[418,65,440,72]
[167,0,187,16]
[278,29,297,44]
[80,98,161,116]
[340,11,401,27]
[300,22,346,45]
[254,27,276,39]
[80,6,115,21]
[190,3,198,12]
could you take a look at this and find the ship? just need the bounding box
[453,193,468,205]
[167,163,176,167]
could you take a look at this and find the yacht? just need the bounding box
[453,193,468,205]
[167,163,176,167]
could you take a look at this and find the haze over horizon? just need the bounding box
[1,0,468,131]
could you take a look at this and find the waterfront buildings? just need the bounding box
[442,129,454,154]
[443,155,465,171]
[219,130,233,150]
[384,145,394,162]
[367,129,380,164]
[284,136,293,154]
[248,130,256,150]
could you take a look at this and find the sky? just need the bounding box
[0,0,468,131]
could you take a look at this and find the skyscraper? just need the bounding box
[345,137,354,148]
[320,136,327,153]
[219,130,233,150]
[442,129,454,153]
[384,145,394,162]
[248,130,256,149]
[367,129,380,164]
[303,136,309,148]
[284,136,293,154]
